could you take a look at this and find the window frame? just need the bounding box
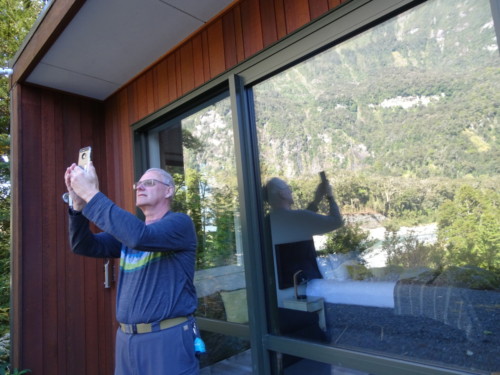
[132,0,500,373]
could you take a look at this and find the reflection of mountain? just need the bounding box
[253,0,499,180]
[182,103,237,188]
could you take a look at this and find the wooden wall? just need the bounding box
[11,0,345,373]
[110,0,345,125]
[11,84,116,375]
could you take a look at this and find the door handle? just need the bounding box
[104,259,111,288]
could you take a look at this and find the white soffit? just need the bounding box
[26,0,233,100]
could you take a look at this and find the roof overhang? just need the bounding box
[12,0,234,100]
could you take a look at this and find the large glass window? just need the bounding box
[147,95,250,370]
[254,0,499,373]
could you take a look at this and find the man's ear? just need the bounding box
[165,187,173,199]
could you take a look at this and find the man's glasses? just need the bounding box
[133,179,170,190]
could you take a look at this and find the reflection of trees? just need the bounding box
[173,169,203,266]
[173,101,239,269]
[265,172,490,225]
[383,229,444,269]
[265,171,499,272]
[320,223,376,256]
[438,185,500,271]
[203,187,237,268]
[173,168,237,269]
[182,129,204,151]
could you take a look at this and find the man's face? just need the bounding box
[135,171,171,209]
[275,179,293,207]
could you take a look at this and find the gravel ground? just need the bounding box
[323,303,500,373]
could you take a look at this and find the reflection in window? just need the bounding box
[254,0,499,372]
[153,97,249,368]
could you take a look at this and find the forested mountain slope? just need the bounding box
[253,0,499,180]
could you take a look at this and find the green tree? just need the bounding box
[0,134,10,337]
[0,0,45,339]
[437,185,500,270]
[202,187,237,268]
[321,223,376,256]
[383,227,444,269]
[1,0,45,132]
[172,169,207,267]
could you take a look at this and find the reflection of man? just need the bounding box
[266,177,343,304]
[65,164,199,375]
[265,176,343,373]
[266,177,343,245]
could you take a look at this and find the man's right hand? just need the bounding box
[65,166,86,211]
[69,162,100,203]
[316,178,334,198]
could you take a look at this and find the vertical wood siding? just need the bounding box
[11,85,117,375]
[116,0,346,126]
[12,0,345,373]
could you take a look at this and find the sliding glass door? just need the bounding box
[142,94,252,372]
[253,0,499,373]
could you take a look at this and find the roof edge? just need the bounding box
[10,0,86,86]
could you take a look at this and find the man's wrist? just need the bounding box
[307,201,319,212]
[72,203,86,212]
[69,207,82,215]
[80,189,99,203]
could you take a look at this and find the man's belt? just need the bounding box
[119,316,188,334]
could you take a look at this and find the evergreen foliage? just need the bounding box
[255,0,499,181]
[320,223,376,256]
[438,185,500,270]
[0,0,45,344]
